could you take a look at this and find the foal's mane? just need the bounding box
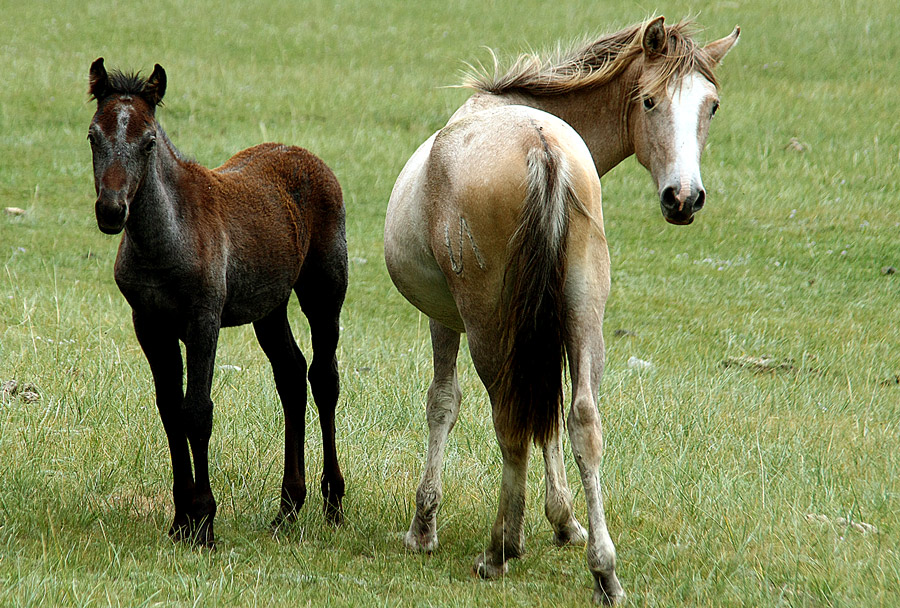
[89,69,163,105]
[463,19,719,98]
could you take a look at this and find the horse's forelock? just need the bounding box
[91,69,164,107]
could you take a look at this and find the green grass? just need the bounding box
[1,0,899,605]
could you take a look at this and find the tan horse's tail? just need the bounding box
[495,140,581,446]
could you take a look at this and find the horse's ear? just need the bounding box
[89,57,109,101]
[704,26,740,64]
[145,64,167,106]
[642,16,668,56]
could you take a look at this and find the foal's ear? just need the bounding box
[704,26,741,64]
[89,57,109,101]
[642,16,668,56]
[145,64,167,106]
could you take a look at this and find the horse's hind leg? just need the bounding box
[474,417,530,579]
[543,424,588,546]
[566,313,624,604]
[253,301,308,527]
[405,319,462,553]
[297,251,347,524]
[465,331,530,579]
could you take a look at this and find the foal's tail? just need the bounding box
[495,141,585,446]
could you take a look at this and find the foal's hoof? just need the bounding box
[168,515,215,549]
[270,510,298,532]
[473,552,508,579]
[321,478,344,526]
[593,571,625,605]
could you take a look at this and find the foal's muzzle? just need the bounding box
[660,184,705,226]
[95,192,129,234]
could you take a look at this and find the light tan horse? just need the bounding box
[384,17,738,604]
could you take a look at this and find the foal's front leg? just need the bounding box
[181,314,222,547]
[134,313,194,541]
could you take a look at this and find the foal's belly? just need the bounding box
[220,282,293,327]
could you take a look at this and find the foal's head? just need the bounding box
[629,18,739,225]
[87,58,167,234]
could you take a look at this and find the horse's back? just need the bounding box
[215,143,342,210]
[385,104,603,332]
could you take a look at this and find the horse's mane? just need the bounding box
[89,69,163,104]
[463,19,719,99]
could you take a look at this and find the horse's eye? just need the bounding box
[643,97,655,111]
[711,101,720,117]
[143,136,157,153]
[87,133,96,145]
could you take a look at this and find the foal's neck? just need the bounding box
[124,127,192,262]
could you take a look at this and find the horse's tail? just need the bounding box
[495,140,583,447]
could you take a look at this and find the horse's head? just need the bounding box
[629,18,739,225]
[87,58,166,234]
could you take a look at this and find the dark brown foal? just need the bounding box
[88,58,347,546]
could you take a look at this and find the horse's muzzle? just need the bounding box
[95,195,128,234]
[660,185,705,226]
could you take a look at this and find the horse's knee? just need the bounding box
[567,395,603,463]
[308,358,339,406]
[183,394,214,439]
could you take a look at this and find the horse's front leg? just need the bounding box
[181,313,222,547]
[405,319,462,553]
[134,312,193,541]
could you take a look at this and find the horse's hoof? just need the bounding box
[593,572,625,605]
[553,520,588,547]
[403,530,437,554]
[168,515,192,543]
[473,552,508,579]
[323,500,343,526]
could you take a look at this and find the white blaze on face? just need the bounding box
[116,103,132,144]
[667,73,716,202]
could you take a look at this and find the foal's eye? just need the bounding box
[87,133,96,145]
[642,97,656,111]
[711,101,720,117]
[142,136,157,153]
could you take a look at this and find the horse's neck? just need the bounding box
[461,80,635,178]
[123,139,192,262]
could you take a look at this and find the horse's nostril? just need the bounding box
[694,189,706,210]
[660,186,678,210]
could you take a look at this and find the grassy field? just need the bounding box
[1,0,898,605]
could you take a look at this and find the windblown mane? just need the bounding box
[89,69,163,103]
[463,19,719,99]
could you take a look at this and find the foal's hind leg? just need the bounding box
[253,301,309,527]
[543,423,588,547]
[297,253,347,524]
[405,319,462,553]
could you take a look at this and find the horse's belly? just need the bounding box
[385,135,464,333]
